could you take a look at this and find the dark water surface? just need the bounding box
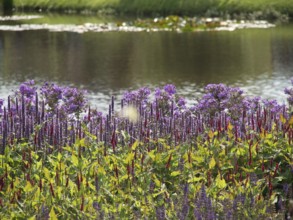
[0,14,292,111]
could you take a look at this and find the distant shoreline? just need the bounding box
[11,0,293,21]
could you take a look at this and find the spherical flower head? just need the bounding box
[177,97,186,107]
[164,84,176,96]
[18,80,37,98]
[155,88,161,98]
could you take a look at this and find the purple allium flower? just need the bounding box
[284,78,293,108]
[164,84,176,96]
[177,97,186,108]
[18,80,37,98]
[193,84,248,120]
[262,99,284,114]
[41,82,63,112]
[155,88,162,98]
[123,87,150,107]
[62,87,87,117]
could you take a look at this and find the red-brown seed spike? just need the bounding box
[39,179,42,191]
[188,151,191,164]
[17,190,21,200]
[10,180,14,190]
[56,169,59,185]
[88,106,91,122]
[66,177,69,188]
[80,171,83,183]
[131,160,135,176]
[165,153,172,169]
[50,183,55,197]
[77,174,80,191]
[80,196,84,211]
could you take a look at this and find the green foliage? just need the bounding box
[0,122,292,218]
[12,0,293,18]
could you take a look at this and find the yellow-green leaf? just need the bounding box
[208,130,214,139]
[49,207,58,220]
[57,153,62,162]
[124,152,134,164]
[171,171,181,177]
[43,167,51,180]
[215,175,227,189]
[289,116,293,125]
[188,176,203,183]
[97,166,106,175]
[72,155,78,167]
[24,181,33,192]
[131,141,139,150]
[209,157,216,169]
[280,114,286,124]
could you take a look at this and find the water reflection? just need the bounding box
[0,17,292,112]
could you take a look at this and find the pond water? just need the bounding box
[0,13,293,112]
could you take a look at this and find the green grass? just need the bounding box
[12,0,293,17]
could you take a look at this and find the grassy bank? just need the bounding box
[13,0,293,19]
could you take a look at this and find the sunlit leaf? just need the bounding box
[131,141,139,150]
[209,157,216,169]
[72,154,78,167]
[188,176,203,183]
[208,130,214,139]
[215,174,227,189]
[170,171,181,177]
[49,207,58,220]
[289,116,293,125]
[280,114,286,124]
[43,167,51,180]
[124,152,134,164]
[57,153,62,162]
[24,181,33,192]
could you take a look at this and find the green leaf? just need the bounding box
[49,207,58,220]
[57,153,62,162]
[188,176,203,183]
[209,157,216,169]
[24,181,33,192]
[208,130,214,139]
[43,167,51,180]
[80,138,86,147]
[215,175,227,189]
[171,171,181,177]
[124,152,134,164]
[131,141,139,150]
[72,155,78,167]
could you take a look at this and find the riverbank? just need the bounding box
[12,0,293,21]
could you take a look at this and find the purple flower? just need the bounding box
[18,80,37,98]
[164,84,176,96]
[155,88,162,98]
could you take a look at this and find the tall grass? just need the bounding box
[13,0,293,17]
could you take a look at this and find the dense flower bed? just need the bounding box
[0,80,293,219]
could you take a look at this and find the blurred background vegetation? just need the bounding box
[7,0,293,19]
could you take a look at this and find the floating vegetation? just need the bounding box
[0,15,275,33]
[0,15,43,21]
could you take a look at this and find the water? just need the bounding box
[0,13,292,112]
